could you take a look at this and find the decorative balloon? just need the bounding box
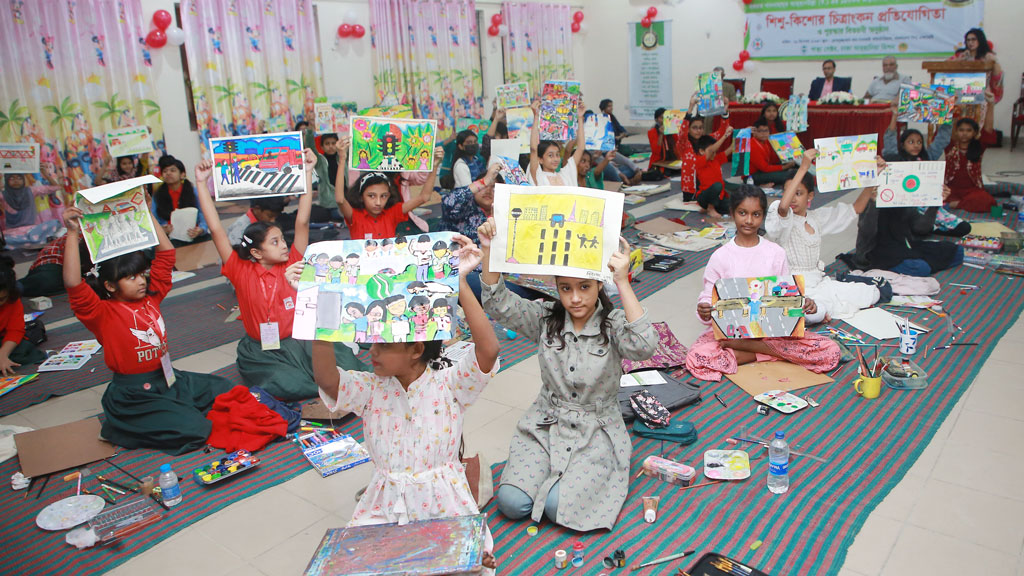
[647,6,658,18]
[146,29,167,48]
[166,26,185,47]
[571,21,581,33]
[152,9,172,31]
[497,24,509,37]
[732,59,744,71]
[352,24,366,39]
[641,16,652,28]
[743,60,758,72]
[344,10,359,23]
[987,40,994,50]
[338,23,352,37]
[739,50,750,61]
[488,25,500,37]
[573,10,584,23]
[743,0,754,4]
[491,13,503,26]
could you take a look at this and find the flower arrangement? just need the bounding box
[740,92,783,104]
[816,91,862,105]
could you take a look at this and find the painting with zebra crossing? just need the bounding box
[209,132,307,201]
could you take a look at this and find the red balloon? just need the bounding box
[152,9,172,31]
[352,24,365,39]
[491,13,503,26]
[647,6,658,18]
[573,11,584,23]
[338,23,352,37]
[571,21,581,33]
[641,16,652,28]
[743,0,754,4]
[739,50,751,61]
[987,40,994,50]
[146,28,167,48]
[488,25,500,37]
[732,60,744,71]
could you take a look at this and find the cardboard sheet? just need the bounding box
[967,221,1016,238]
[174,240,222,271]
[636,217,689,235]
[726,361,834,397]
[300,398,351,421]
[14,418,117,478]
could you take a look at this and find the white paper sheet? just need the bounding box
[169,207,199,242]
[876,161,945,208]
[620,370,667,387]
[842,307,929,340]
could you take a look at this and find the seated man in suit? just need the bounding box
[809,60,852,100]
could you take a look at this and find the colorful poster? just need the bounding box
[627,20,673,122]
[583,112,616,152]
[293,233,459,343]
[505,107,534,154]
[783,95,808,133]
[743,1,986,60]
[0,143,40,174]
[489,140,529,186]
[210,132,307,201]
[876,161,945,208]
[732,128,752,177]
[105,126,154,158]
[538,81,581,141]
[932,73,987,105]
[496,82,531,109]
[711,275,806,340]
[696,71,727,117]
[814,134,878,193]
[488,184,625,283]
[897,83,954,124]
[455,118,492,135]
[662,109,687,136]
[357,104,414,119]
[329,100,359,134]
[349,117,437,173]
[768,132,804,163]
[75,176,161,263]
[0,373,38,398]
[313,103,335,134]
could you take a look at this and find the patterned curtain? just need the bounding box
[369,0,484,134]
[501,2,575,96]
[181,0,324,157]
[0,0,163,229]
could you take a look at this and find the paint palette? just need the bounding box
[753,390,809,414]
[703,450,751,480]
[192,450,261,486]
[36,495,105,531]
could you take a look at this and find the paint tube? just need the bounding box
[643,496,660,523]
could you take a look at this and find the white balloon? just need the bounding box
[578,22,588,34]
[166,26,185,46]
[743,60,758,72]
[345,10,359,23]
[497,24,509,37]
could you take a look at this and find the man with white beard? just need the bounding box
[863,56,910,102]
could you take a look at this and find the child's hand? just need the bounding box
[697,302,713,322]
[62,206,84,233]
[604,149,616,162]
[0,354,20,376]
[476,217,497,251]
[187,226,203,239]
[875,155,886,172]
[485,162,501,182]
[495,108,506,121]
[607,237,631,283]
[195,159,214,182]
[303,148,317,172]
[724,126,734,137]
[984,90,995,104]
[801,148,817,166]
[163,223,174,235]
[450,233,482,276]
[338,135,351,151]
[433,147,445,168]
[803,297,818,316]
[689,94,700,109]
[531,99,540,115]
[284,260,305,290]
[482,551,497,570]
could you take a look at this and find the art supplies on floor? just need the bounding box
[293,429,370,477]
[88,494,162,545]
[36,353,92,372]
[620,370,667,387]
[36,494,105,531]
[753,390,810,414]
[644,254,686,273]
[664,198,702,211]
[304,514,487,576]
[703,450,751,480]
[727,361,834,397]
[14,418,117,478]
[59,340,102,356]
[640,455,696,487]
[621,183,671,196]
[842,307,929,340]
[686,552,770,576]
[192,450,261,486]
[0,373,38,398]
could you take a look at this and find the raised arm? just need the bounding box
[333,135,354,221]
[595,149,614,175]
[452,234,498,373]
[710,126,734,154]
[610,238,643,322]
[62,208,85,289]
[402,147,444,214]
[853,156,884,215]
[487,108,505,139]
[778,148,817,217]
[983,90,995,133]
[312,340,341,403]
[570,102,586,166]
[193,159,235,264]
[528,99,541,181]
[292,148,316,255]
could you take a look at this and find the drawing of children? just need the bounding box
[418,149,431,171]
[447,240,460,276]
[364,239,379,258]
[409,295,431,340]
[410,235,432,282]
[356,149,371,170]
[365,300,386,343]
[394,236,408,253]
[748,280,764,318]
[385,295,411,342]
[431,298,453,340]
[344,253,360,285]
[430,240,449,280]
[328,255,345,284]
[380,238,394,257]
[345,302,368,342]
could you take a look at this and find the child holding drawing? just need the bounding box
[686,185,840,382]
[151,156,209,245]
[476,218,658,531]
[528,98,587,187]
[673,94,732,200]
[694,127,735,218]
[945,90,1024,212]
[302,234,499,573]
[61,203,234,454]
[193,150,365,401]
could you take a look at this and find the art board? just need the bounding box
[662,109,686,136]
[349,117,437,172]
[210,132,307,201]
[768,132,804,163]
[313,103,334,134]
[75,176,160,264]
[932,72,987,104]
[329,100,358,134]
[783,94,808,133]
[455,118,491,135]
[726,361,833,397]
[731,128,752,177]
[489,140,529,186]
[538,80,581,141]
[293,233,459,343]
[504,106,534,154]
[303,514,486,576]
[696,70,727,117]
[897,83,954,125]
[875,161,945,208]
[488,184,624,283]
[0,142,40,173]
[105,126,154,157]
[496,82,531,109]
[711,275,806,340]
[583,111,616,151]
[814,134,878,193]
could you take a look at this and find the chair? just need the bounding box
[1012,73,1024,150]
[724,78,746,99]
[760,78,794,100]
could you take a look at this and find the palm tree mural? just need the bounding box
[43,97,80,138]
[0,100,29,139]
[213,80,242,103]
[140,99,161,119]
[93,93,129,125]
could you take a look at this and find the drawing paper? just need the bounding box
[356,104,413,118]
[875,161,945,208]
[0,142,40,173]
[210,132,307,201]
[583,111,616,151]
[496,82,531,109]
[37,353,91,372]
[842,307,928,340]
[696,70,727,116]
[0,373,38,398]
[662,109,686,136]
[538,80,581,141]
[769,132,805,163]
[349,117,437,172]
[329,100,358,134]
[313,103,334,134]
[897,83,954,125]
[505,106,534,154]
[105,126,154,157]
[711,275,806,340]
[783,94,808,133]
[59,340,101,356]
[489,140,529,186]
[732,128,752,177]
[75,177,160,263]
[488,184,624,283]
[455,118,491,135]
[932,72,987,104]
[814,134,878,193]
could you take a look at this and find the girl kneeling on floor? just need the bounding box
[62,206,234,454]
[477,218,658,532]
[193,151,365,401]
[301,234,499,573]
[686,185,841,382]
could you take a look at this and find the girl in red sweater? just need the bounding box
[0,257,45,375]
[945,90,1024,212]
[63,204,233,454]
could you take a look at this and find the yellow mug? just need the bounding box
[854,375,882,399]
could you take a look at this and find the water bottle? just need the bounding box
[158,463,182,506]
[767,430,790,494]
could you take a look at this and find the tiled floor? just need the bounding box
[3,147,1024,575]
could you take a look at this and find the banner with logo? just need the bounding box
[745,0,984,60]
[627,20,673,122]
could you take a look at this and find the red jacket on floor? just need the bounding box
[207,385,288,452]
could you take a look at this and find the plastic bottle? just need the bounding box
[158,463,182,506]
[1016,208,1024,234]
[767,430,790,494]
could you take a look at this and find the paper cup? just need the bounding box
[899,332,918,355]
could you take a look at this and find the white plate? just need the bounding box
[36,495,105,531]
[704,449,751,480]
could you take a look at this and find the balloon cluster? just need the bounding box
[640,6,657,28]
[571,11,584,34]
[337,10,365,39]
[732,49,756,72]
[146,9,184,48]
[487,13,509,37]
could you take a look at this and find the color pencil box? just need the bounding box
[640,455,696,487]
[882,357,928,390]
[632,419,698,445]
[686,552,771,576]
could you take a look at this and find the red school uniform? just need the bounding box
[0,298,26,345]
[695,151,728,191]
[674,116,731,195]
[944,129,997,213]
[222,245,303,340]
[345,203,408,240]
[749,138,786,175]
[68,250,175,374]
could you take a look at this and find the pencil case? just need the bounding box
[882,357,928,390]
[640,455,696,487]
[686,552,771,576]
[632,419,698,445]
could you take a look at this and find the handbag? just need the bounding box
[619,368,702,422]
[632,419,698,444]
[628,389,671,428]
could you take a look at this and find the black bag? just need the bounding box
[619,368,702,422]
[24,319,46,346]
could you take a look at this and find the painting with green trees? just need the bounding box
[349,116,437,172]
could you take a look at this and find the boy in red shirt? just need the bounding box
[0,257,45,374]
[694,127,735,218]
[749,119,797,187]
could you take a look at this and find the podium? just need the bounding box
[921,60,995,136]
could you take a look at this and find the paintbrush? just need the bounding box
[631,549,696,571]
[104,457,143,483]
[678,480,723,492]
[856,347,869,376]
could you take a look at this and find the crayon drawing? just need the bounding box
[711,275,806,340]
[76,177,160,263]
[504,106,534,154]
[105,126,154,157]
[496,82,531,109]
[0,373,37,398]
[731,128,752,177]
[313,103,334,134]
[583,111,616,151]
[875,161,945,208]
[349,117,437,172]
[489,184,624,283]
[0,143,40,174]
[490,140,529,186]
[897,83,954,125]
[696,70,727,116]
[768,132,804,163]
[932,72,987,104]
[293,233,459,343]
[329,100,358,134]
[455,118,491,135]
[304,515,486,576]
[662,109,686,136]
[814,134,878,193]
[210,132,307,201]
[783,94,808,133]
[538,80,581,141]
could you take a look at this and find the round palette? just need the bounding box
[704,449,751,480]
[36,495,105,531]
[753,390,809,414]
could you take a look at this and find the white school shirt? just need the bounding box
[529,157,577,187]
[764,199,857,284]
